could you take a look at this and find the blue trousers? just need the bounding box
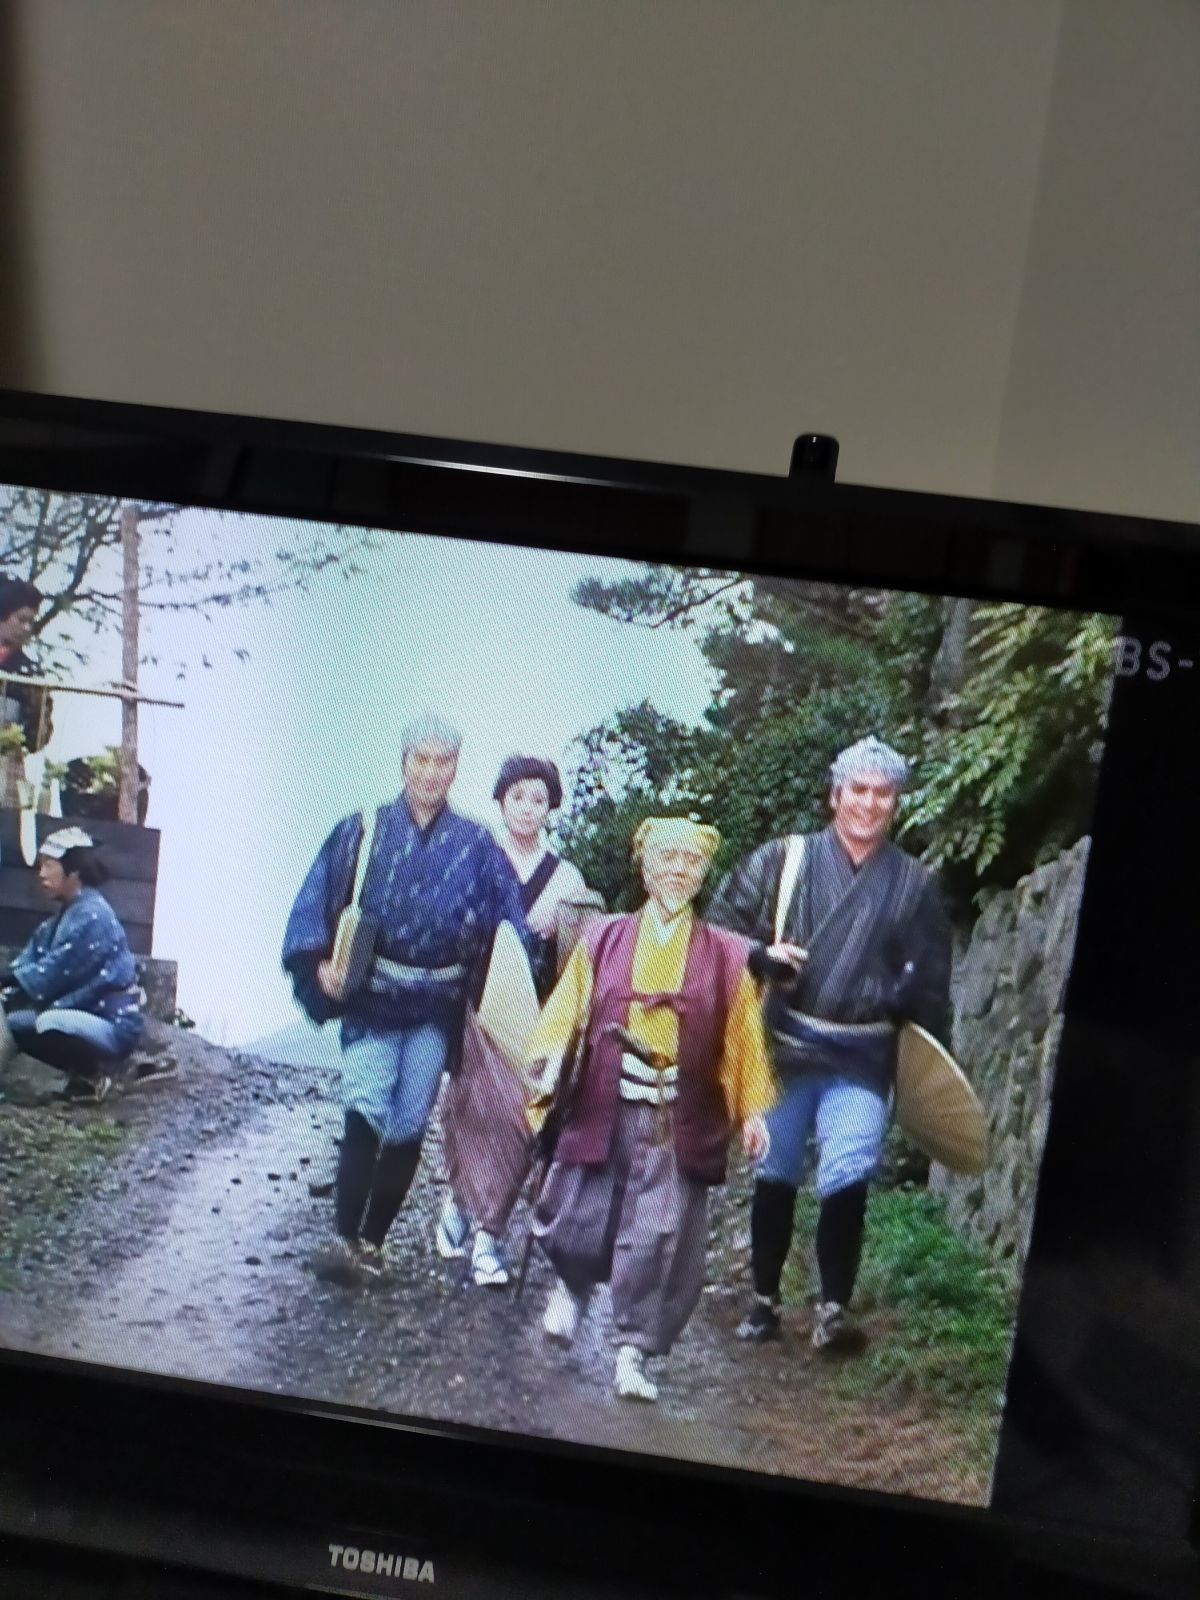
[757,1072,889,1197]
[6,1007,122,1080]
[340,1021,448,1144]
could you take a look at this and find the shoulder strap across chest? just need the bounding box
[522,849,560,913]
[350,807,385,909]
[773,834,806,946]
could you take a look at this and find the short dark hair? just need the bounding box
[58,845,110,887]
[0,576,42,622]
[493,754,563,811]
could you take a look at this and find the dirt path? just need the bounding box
[0,1029,988,1507]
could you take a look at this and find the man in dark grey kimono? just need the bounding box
[706,736,951,1351]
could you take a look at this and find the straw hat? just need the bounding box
[895,1023,989,1176]
[476,920,540,1072]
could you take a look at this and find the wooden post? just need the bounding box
[118,504,140,824]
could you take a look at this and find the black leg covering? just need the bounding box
[335,1110,380,1242]
[750,1178,798,1301]
[26,1028,112,1083]
[360,1140,422,1247]
[816,1180,869,1306]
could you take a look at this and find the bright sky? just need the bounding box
[38,509,717,1044]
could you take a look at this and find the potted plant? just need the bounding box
[49,746,151,825]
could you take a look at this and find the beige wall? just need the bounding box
[993,0,1199,518]
[4,1,1197,519]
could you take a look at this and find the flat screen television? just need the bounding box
[0,392,1195,1599]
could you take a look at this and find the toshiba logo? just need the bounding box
[327,1543,436,1583]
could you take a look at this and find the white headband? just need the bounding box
[39,826,96,860]
[830,735,909,791]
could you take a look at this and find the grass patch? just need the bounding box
[782,1186,1016,1432]
[0,1106,126,1288]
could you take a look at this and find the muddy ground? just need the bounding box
[0,1023,989,1506]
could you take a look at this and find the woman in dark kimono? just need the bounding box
[494,757,589,995]
[438,755,595,1286]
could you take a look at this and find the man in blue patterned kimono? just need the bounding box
[0,826,144,1104]
[282,713,528,1286]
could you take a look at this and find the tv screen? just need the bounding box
[0,480,1121,1513]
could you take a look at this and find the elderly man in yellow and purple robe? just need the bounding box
[526,816,774,1404]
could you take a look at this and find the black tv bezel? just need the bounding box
[0,389,1196,1599]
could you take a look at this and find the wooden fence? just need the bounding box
[0,809,159,956]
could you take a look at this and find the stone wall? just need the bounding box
[930,837,1090,1274]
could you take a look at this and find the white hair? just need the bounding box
[829,735,909,792]
[400,711,463,758]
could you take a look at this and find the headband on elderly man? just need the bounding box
[399,711,463,757]
[829,735,909,791]
[632,816,721,862]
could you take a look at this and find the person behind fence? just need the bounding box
[706,735,951,1352]
[0,575,54,756]
[526,816,773,1404]
[438,753,592,1287]
[0,827,144,1103]
[281,712,529,1288]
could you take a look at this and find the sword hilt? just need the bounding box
[604,1023,677,1071]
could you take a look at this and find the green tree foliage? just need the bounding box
[561,565,1113,912]
[900,605,1114,896]
[557,702,699,911]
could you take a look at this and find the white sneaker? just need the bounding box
[812,1299,856,1352]
[355,1242,388,1283]
[614,1344,658,1403]
[471,1230,510,1288]
[542,1280,587,1347]
[435,1193,469,1259]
